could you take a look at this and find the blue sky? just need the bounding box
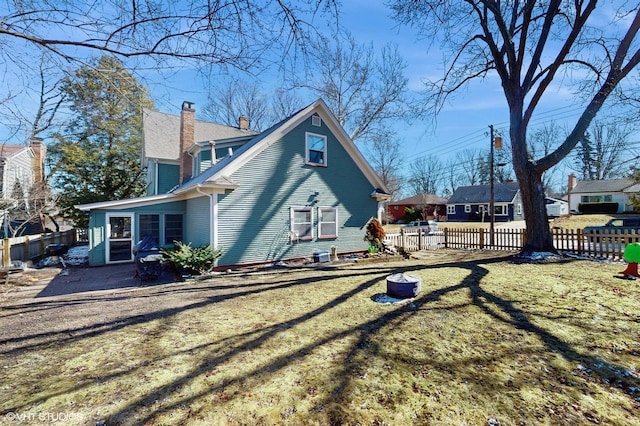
[2,1,636,194]
[143,1,595,193]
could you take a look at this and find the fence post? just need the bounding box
[3,238,10,268]
[479,228,485,249]
[23,237,30,262]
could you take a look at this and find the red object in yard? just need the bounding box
[619,262,639,278]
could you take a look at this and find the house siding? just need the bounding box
[86,201,186,266]
[570,191,629,213]
[1,149,33,199]
[157,163,180,194]
[216,117,376,266]
[185,196,210,247]
[447,202,520,222]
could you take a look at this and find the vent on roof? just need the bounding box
[312,115,322,127]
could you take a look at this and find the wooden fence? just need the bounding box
[0,230,78,268]
[384,227,640,261]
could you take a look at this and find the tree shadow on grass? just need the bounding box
[2,255,638,424]
[1,266,397,415]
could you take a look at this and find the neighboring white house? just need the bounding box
[567,174,640,213]
[0,139,47,235]
[545,197,569,217]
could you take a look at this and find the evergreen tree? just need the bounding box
[49,56,154,227]
[573,132,595,180]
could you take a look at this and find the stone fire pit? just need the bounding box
[386,273,421,299]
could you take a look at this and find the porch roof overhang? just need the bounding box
[172,176,239,195]
[75,193,177,211]
[370,188,391,202]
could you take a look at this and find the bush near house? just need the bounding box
[161,242,222,274]
[364,217,386,251]
[578,202,619,214]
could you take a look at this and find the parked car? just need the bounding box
[584,217,640,243]
[402,220,440,235]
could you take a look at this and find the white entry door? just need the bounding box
[106,214,134,263]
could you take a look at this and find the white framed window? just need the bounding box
[516,203,522,215]
[318,207,338,238]
[290,207,313,241]
[464,205,472,213]
[305,132,327,166]
[312,115,322,127]
[494,205,508,216]
[447,205,455,215]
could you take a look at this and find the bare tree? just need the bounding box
[570,120,635,180]
[1,1,337,140]
[365,129,404,200]
[527,122,565,192]
[407,156,442,196]
[297,31,410,142]
[203,80,304,131]
[0,1,335,68]
[390,1,640,254]
[203,81,270,131]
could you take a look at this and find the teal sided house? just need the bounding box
[77,99,390,268]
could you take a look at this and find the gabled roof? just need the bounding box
[571,178,635,194]
[447,182,520,204]
[77,98,390,211]
[142,109,257,161]
[389,193,448,205]
[0,144,30,159]
[174,98,390,197]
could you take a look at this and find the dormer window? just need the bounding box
[305,132,327,166]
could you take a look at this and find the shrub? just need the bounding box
[403,207,420,223]
[162,241,222,274]
[578,202,618,214]
[364,217,386,250]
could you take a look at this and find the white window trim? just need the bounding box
[447,205,455,215]
[106,213,135,264]
[290,206,314,241]
[495,204,508,216]
[464,204,471,213]
[318,206,338,238]
[305,132,327,167]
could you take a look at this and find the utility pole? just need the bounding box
[489,125,495,246]
[489,125,503,246]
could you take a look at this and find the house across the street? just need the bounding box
[446,182,524,222]
[386,193,448,223]
[76,99,390,268]
[567,174,640,214]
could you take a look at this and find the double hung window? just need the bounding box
[306,133,327,166]
[291,207,313,240]
[318,207,338,238]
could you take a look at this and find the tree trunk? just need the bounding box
[510,101,556,255]
[517,167,555,254]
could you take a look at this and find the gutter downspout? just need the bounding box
[196,185,218,266]
[153,159,159,195]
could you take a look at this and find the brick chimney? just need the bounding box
[29,137,46,183]
[238,116,249,130]
[180,101,195,183]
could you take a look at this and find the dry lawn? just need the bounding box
[0,250,639,425]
